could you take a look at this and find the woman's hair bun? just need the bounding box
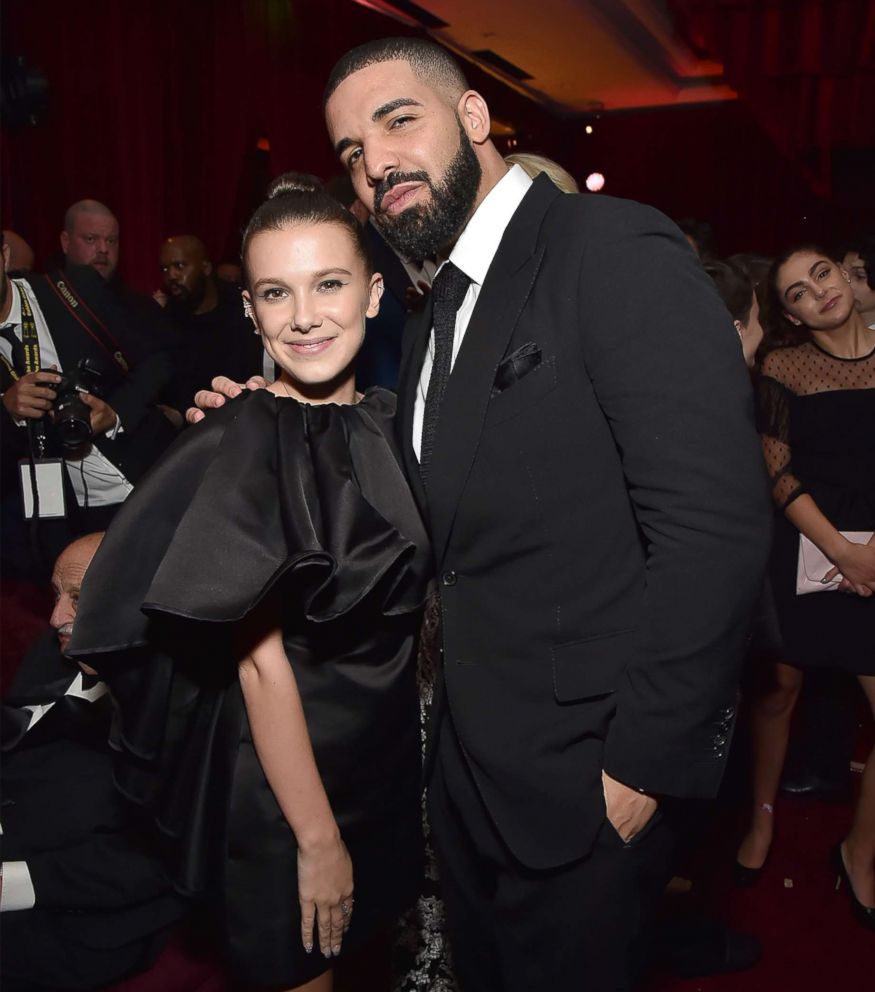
[267,171,324,200]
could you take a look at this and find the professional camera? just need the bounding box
[52,359,103,450]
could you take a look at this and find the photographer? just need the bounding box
[1,231,177,581]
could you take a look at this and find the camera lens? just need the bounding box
[55,393,93,448]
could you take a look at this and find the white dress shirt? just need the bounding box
[1,280,133,508]
[0,671,109,913]
[412,165,533,459]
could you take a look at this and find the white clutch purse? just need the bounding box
[796,532,874,595]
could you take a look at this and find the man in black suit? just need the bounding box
[60,199,181,374]
[1,534,186,992]
[322,39,771,991]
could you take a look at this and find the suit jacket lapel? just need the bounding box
[426,175,560,565]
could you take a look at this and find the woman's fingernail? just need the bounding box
[305,943,313,954]
[332,945,341,956]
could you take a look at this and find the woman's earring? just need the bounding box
[243,298,259,333]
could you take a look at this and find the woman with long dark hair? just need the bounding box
[734,245,874,928]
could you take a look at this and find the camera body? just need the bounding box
[52,358,103,450]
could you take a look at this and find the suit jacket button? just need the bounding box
[442,570,457,587]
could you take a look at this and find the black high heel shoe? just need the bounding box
[733,802,773,888]
[831,841,875,931]
[732,860,765,888]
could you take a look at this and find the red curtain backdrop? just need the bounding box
[2,0,427,290]
[669,0,875,197]
[3,0,874,290]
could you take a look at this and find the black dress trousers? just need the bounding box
[427,713,676,992]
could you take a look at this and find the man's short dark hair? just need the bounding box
[323,37,469,110]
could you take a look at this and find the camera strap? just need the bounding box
[43,271,130,374]
[0,284,41,381]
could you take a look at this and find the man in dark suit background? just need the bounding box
[355,218,426,389]
[156,234,264,408]
[322,38,772,991]
[1,533,186,992]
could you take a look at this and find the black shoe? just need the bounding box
[832,842,875,931]
[780,771,851,803]
[656,917,762,978]
[732,859,764,888]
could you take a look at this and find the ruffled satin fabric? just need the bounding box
[68,388,430,912]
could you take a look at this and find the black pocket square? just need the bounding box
[493,343,542,394]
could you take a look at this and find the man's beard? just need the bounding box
[373,117,482,263]
[166,280,205,315]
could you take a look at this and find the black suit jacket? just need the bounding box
[1,631,185,970]
[399,175,771,869]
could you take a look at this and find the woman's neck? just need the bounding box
[268,371,358,405]
[810,311,875,359]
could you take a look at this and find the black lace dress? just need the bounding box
[757,341,875,673]
[68,388,431,987]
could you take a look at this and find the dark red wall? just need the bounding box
[3,0,871,291]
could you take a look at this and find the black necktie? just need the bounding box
[0,323,26,374]
[420,262,471,483]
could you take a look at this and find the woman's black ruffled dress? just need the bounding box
[69,388,431,987]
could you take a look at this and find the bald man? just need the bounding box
[60,200,120,281]
[1,534,187,991]
[2,230,35,274]
[159,235,217,315]
[158,234,265,406]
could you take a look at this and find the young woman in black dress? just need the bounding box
[69,175,431,988]
[734,246,875,928]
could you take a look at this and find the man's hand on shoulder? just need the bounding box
[602,770,658,844]
[2,371,61,421]
[186,375,269,425]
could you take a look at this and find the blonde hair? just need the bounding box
[505,153,579,194]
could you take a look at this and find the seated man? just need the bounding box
[2,229,35,275]
[0,230,177,581]
[0,534,187,992]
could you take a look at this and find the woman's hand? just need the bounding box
[824,539,875,597]
[297,832,354,958]
[186,375,269,424]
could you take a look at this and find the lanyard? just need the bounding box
[1,285,42,382]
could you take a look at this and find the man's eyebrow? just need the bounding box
[372,98,422,122]
[334,99,423,156]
